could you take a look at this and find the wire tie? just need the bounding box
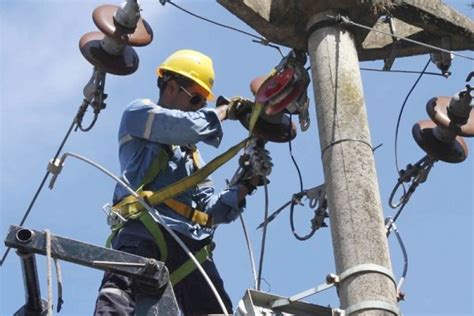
[321,138,375,158]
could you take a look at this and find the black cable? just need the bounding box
[287,114,318,240]
[360,67,447,77]
[77,112,99,132]
[288,114,304,192]
[386,201,408,237]
[394,59,431,175]
[289,197,318,241]
[0,118,77,266]
[384,60,436,233]
[163,0,284,56]
[165,0,262,40]
[336,15,474,62]
[306,65,448,77]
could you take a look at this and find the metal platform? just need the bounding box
[235,289,337,316]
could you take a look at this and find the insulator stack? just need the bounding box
[412,90,474,163]
[79,1,153,75]
[238,49,310,143]
[245,75,297,142]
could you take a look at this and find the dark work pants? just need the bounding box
[94,220,233,315]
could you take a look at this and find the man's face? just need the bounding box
[168,80,208,112]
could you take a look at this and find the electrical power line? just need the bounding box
[335,15,474,62]
[393,58,431,174]
[161,0,284,57]
[360,67,446,77]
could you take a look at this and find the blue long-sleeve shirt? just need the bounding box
[113,98,244,240]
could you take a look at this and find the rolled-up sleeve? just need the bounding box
[122,99,223,147]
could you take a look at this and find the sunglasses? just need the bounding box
[178,85,206,107]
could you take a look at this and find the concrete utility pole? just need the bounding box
[306,11,396,314]
[218,1,473,315]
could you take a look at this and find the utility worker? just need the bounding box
[94,49,261,315]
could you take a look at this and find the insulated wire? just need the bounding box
[256,178,269,291]
[163,0,284,57]
[165,0,262,40]
[288,114,304,191]
[53,152,229,315]
[386,200,409,235]
[385,218,408,294]
[338,16,474,62]
[393,224,408,292]
[360,67,446,77]
[239,215,258,289]
[288,114,314,240]
[394,59,431,174]
[0,117,77,267]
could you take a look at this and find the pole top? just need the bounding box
[218,0,474,61]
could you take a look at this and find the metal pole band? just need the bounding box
[338,263,397,289]
[344,300,400,315]
[306,19,342,38]
[306,11,349,39]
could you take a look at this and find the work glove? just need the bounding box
[226,97,253,120]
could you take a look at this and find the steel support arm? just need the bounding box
[5,225,169,287]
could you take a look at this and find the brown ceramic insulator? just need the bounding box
[239,111,296,143]
[265,82,305,115]
[80,31,139,76]
[254,68,294,104]
[250,76,266,96]
[93,5,153,47]
[412,120,468,163]
[248,74,297,141]
[426,96,474,137]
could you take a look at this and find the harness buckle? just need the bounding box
[102,203,128,228]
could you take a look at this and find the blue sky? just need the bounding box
[1,0,472,315]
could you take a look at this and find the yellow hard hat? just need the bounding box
[156,49,215,101]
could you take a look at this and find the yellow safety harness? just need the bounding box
[106,139,248,285]
[106,99,264,286]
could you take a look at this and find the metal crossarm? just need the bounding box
[5,225,182,315]
[5,225,169,286]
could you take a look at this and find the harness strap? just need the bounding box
[138,211,168,262]
[170,244,212,286]
[104,210,168,263]
[136,145,172,192]
[163,199,213,227]
[112,138,249,218]
[105,214,211,286]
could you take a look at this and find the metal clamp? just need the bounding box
[343,300,400,315]
[332,263,397,289]
[389,155,435,209]
[102,203,127,228]
[269,263,396,310]
[270,280,335,308]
